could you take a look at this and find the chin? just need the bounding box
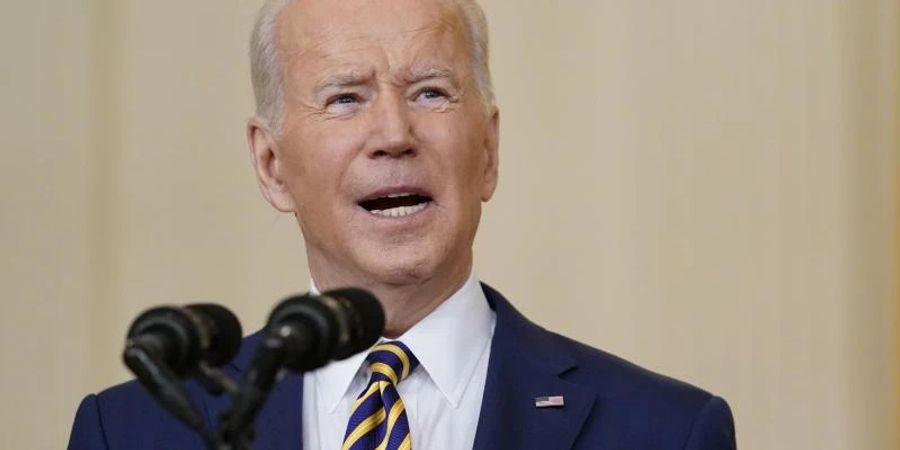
[358,245,441,287]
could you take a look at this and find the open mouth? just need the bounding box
[358,192,433,218]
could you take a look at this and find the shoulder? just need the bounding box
[483,282,716,401]
[68,379,207,450]
[552,330,733,428]
[552,330,713,405]
[566,336,736,448]
[483,283,736,449]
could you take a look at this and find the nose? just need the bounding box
[368,93,415,159]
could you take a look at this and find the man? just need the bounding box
[69,0,736,449]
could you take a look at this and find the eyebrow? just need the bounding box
[313,69,374,94]
[312,66,459,95]
[404,66,457,85]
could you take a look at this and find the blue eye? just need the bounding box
[416,88,448,102]
[329,94,359,105]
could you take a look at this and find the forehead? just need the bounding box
[276,0,469,80]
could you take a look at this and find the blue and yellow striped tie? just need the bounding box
[342,341,419,450]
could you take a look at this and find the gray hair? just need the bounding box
[249,0,494,135]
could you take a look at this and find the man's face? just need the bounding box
[254,0,499,288]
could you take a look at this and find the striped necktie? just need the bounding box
[342,341,420,450]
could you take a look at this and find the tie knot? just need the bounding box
[365,341,419,385]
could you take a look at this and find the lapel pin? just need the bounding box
[534,395,565,408]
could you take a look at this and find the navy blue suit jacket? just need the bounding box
[69,284,736,449]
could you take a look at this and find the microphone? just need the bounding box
[267,288,385,371]
[219,288,384,444]
[122,303,242,437]
[125,303,244,376]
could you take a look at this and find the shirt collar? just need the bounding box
[310,272,495,412]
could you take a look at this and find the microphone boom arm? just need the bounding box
[218,325,313,447]
[122,345,206,433]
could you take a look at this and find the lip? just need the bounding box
[354,185,436,222]
[356,185,434,204]
[355,200,435,222]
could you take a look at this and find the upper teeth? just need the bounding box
[384,192,414,198]
[369,202,428,218]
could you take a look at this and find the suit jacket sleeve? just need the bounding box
[68,394,110,450]
[682,396,736,450]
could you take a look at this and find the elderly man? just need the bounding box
[68,0,736,449]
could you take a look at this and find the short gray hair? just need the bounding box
[249,0,494,135]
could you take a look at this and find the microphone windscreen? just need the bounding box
[324,288,385,359]
[186,303,243,367]
[126,306,200,374]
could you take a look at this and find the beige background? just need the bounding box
[1,0,898,449]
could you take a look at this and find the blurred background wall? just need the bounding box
[0,0,897,448]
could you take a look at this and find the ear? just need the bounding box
[247,117,295,212]
[480,106,500,202]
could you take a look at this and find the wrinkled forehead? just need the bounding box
[276,0,469,74]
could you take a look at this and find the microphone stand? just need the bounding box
[217,334,285,448]
[214,322,316,449]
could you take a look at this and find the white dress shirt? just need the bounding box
[302,273,496,450]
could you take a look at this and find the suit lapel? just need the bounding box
[473,285,596,450]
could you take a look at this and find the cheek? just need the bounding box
[279,123,369,194]
[417,115,487,184]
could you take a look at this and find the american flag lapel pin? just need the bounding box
[534,395,565,408]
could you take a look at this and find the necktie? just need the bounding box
[342,341,420,450]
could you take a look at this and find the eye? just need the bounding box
[415,88,448,102]
[324,93,364,114]
[327,93,360,106]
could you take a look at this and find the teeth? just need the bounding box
[369,202,428,218]
[385,192,414,198]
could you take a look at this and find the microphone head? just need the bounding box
[266,288,384,371]
[322,288,384,359]
[267,294,338,371]
[185,303,243,367]
[126,306,201,376]
[126,303,243,376]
